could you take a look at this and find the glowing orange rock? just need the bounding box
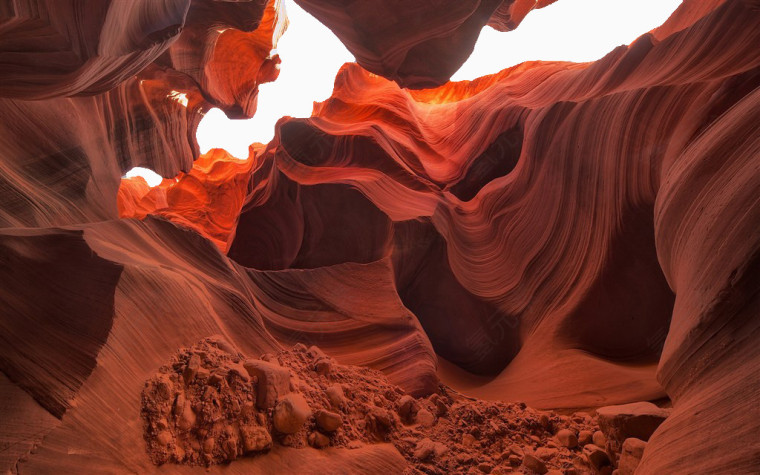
[118,148,257,251]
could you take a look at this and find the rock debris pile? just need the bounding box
[141,338,666,473]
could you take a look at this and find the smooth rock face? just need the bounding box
[596,402,671,450]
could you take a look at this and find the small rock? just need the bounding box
[156,431,172,447]
[414,438,436,460]
[222,438,237,461]
[415,408,435,427]
[434,398,448,416]
[307,345,328,360]
[583,444,610,470]
[522,453,548,474]
[274,393,312,434]
[397,395,419,423]
[315,409,343,432]
[539,414,551,429]
[308,431,330,449]
[433,442,448,458]
[556,428,578,448]
[177,401,196,430]
[578,430,594,446]
[240,424,272,453]
[535,447,558,460]
[592,430,607,448]
[244,359,291,409]
[508,454,522,466]
[325,384,346,408]
[596,402,671,451]
[293,343,307,352]
[478,462,493,473]
[203,437,215,453]
[314,358,333,376]
[617,438,647,475]
[462,433,477,447]
[183,354,200,383]
[227,362,250,382]
[508,444,524,457]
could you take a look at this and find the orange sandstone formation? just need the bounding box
[1,0,759,474]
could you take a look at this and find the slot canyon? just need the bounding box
[1,0,758,474]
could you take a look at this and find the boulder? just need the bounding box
[583,444,611,470]
[617,438,647,475]
[596,402,671,450]
[315,409,343,432]
[244,359,291,409]
[556,429,578,448]
[273,393,312,434]
[240,424,272,453]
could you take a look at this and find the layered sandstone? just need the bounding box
[1,0,758,473]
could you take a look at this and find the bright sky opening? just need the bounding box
[128,0,682,184]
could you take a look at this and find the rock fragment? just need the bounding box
[325,384,346,408]
[578,430,593,446]
[583,444,610,470]
[243,359,291,409]
[414,438,436,460]
[522,453,548,474]
[315,409,343,432]
[596,402,670,451]
[308,431,330,448]
[616,438,647,475]
[273,393,312,434]
[240,424,272,453]
[556,429,578,448]
[415,408,435,427]
[592,430,607,448]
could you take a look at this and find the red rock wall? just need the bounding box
[1,0,759,473]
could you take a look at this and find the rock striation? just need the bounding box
[0,0,758,473]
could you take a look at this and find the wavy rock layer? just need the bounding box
[1,0,759,473]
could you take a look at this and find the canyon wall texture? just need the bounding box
[2,0,759,473]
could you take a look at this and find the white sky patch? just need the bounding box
[453,0,682,80]
[192,0,685,163]
[124,167,163,187]
[196,0,354,158]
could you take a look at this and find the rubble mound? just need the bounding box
[142,339,626,473]
[140,337,273,465]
